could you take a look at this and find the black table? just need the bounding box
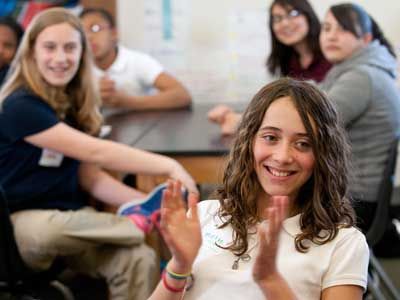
[106,104,242,191]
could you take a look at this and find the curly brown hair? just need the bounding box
[213,78,355,256]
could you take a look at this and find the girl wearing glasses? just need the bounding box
[208,0,331,135]
[267,0,331,83]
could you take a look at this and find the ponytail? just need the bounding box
[369,16,396,58]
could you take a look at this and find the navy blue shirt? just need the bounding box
[0,65,9,87]
[0,88,87,212]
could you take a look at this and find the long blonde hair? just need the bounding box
[0,7,102,135]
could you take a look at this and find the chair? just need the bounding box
[0,184,73,300]
[366,138,400,300]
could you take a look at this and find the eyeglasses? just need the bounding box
[85,24,110,34]
[271,9,301,24]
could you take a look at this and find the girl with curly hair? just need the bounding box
[149,78,369,300]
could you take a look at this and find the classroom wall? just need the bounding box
[117,0,400,104]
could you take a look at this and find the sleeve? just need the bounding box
[325,70,371,126]
[322,229,370,291]
[1,94,59,142]
[135,52,164,87]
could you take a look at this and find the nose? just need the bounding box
[54,48,67,62]
[272,142,294,164]
[279,17,290,27]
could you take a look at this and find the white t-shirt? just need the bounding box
[94,45,164,116]
[184,200,369,300]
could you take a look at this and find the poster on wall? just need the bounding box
[135,0,271,104]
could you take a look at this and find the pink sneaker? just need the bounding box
[150,210,161,232]
[127,214,153,234]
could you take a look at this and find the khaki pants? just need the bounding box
[11,207,157,300]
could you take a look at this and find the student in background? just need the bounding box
[0,8,197,300]
[267,0,331,82]
[208,0,331,135]
[0,16,24,86]
[79,8,191,116]
[148,78,369,300]
[319,3,400,236]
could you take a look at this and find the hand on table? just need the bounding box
[207,104,240,135]
[99,76,131,107]
[207,104,234,124]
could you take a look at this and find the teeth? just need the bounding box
[50,67,67,72]
[269,168,291,177]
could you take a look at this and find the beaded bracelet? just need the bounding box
[162,270,186,293]
[166,267,192,280]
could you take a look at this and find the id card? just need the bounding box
[39,148,64,167]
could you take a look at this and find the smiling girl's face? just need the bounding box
[253,96,315,206]
[271,4,309,47]
[34,22,82,87]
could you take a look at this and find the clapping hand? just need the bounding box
[160,181,202,273]
[253,196,288,284]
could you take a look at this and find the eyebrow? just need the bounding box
[258,126,309,137]
[42,41,79,45]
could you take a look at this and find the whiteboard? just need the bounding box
[117,0,400,104]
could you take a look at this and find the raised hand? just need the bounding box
[160,181,202,273]
[253,196,288,283]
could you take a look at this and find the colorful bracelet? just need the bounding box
[165,267,192,280]
[162,270,186,293]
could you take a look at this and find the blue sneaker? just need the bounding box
[118,183,188,216]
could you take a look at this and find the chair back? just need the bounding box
[366,138,399,246]
[0,185,34,288]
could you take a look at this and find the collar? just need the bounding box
[282,213,302,237]
[105,44,126,73]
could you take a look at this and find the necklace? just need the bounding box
[231,240,259,270]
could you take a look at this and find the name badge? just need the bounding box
[39,148,64,167]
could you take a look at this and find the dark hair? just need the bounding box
[213,78,355,256]
[266,0,323,76]
[330,3,396,58]
[0,16,24,45]
[79,7,115,28]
